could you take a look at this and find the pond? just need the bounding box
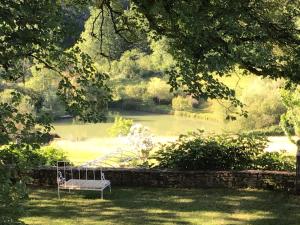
[51,111,229,161]
[50,111,296,162]
[53,111,225,139]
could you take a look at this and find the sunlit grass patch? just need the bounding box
[20,187,300,225]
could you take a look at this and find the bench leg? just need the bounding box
[101,190,103,199]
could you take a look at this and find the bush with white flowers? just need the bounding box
[122,124,155,166]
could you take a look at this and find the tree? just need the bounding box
[172,96,193,112]
[147,77,172,103]
[2,0,298,145]
[127,0,300,117]
[112,49,145,79]
[238,78,286,130]
[124,83,147,100]
[79,0,299,117]
[108,116,133,136]
[0,1,110,222]
[280,86,300,141]
[26,67,66,118]
[1,0,111,123]
[77,7,129,61]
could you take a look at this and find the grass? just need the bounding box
[50,138,120,162]
[50,137,176,162]
[21,187,300,225]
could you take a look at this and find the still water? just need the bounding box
[53,111,224,139]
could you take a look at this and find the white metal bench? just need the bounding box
[57,161,111,199]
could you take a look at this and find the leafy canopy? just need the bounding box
[0,0,112,145]
[280,85,300,141]
[127,0,300,117]
[79,0,300,117]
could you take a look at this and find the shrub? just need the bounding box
[126,124,155,166]
[37,146,67,166]
[108,116,133,137]
[0,145,66,168]
[0,161,27,225]
[154,131,267,170]
[154,131,295,171]
[255,151,295,171]
[172,96,193,111]
[0,145,43,169]
[0,144,66,224]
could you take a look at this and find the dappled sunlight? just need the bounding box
[230,211,274,223]
[20,187,300,225]
[170,198,195,203]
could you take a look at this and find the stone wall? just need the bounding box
[31,167,296,192]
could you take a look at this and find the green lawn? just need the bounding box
[21,187,300,225]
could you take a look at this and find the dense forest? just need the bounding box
[1,4,296,132]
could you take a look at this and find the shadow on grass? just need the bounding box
[23,187,300,225]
